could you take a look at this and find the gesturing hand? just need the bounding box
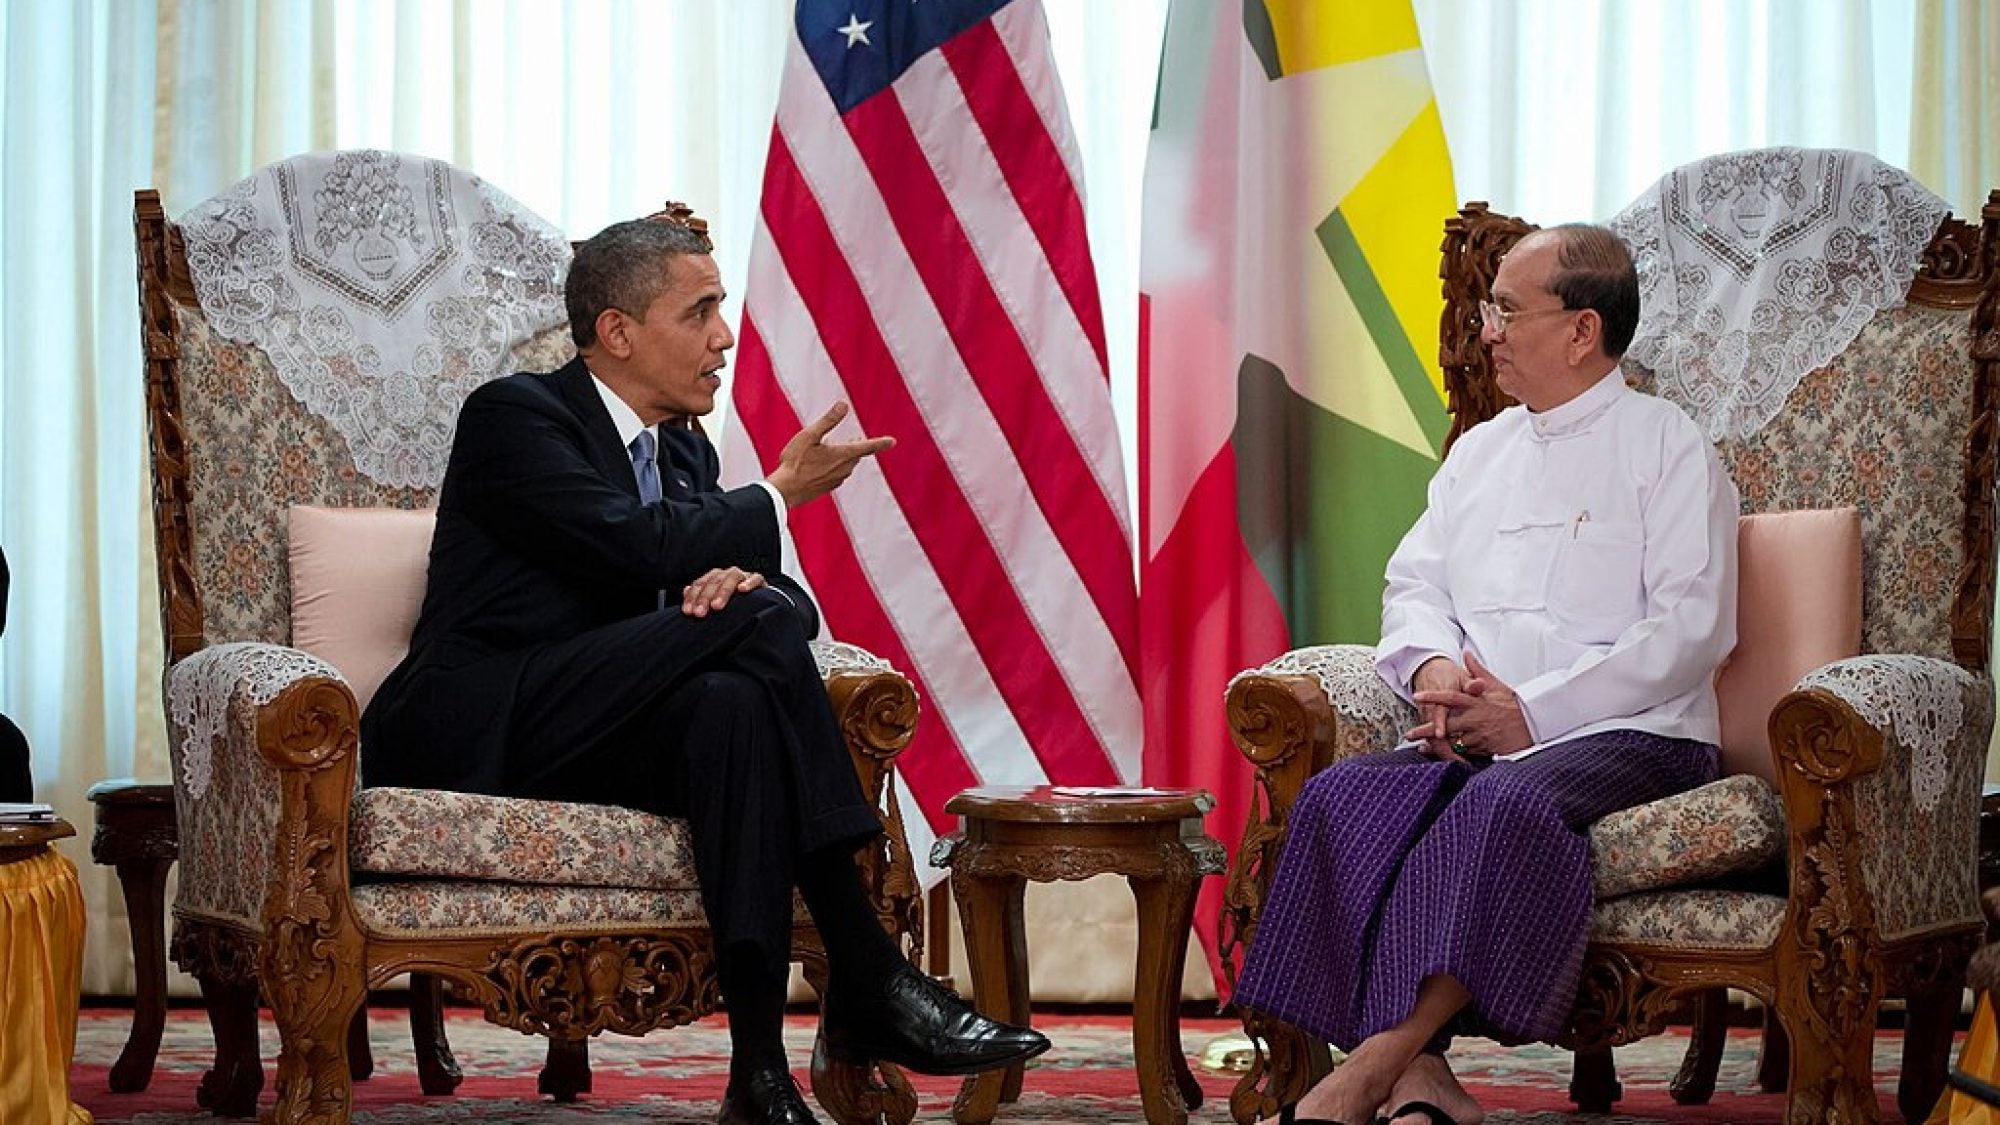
[1409,650,1534,758]
[766,401,895,508]
[682,567,765,617]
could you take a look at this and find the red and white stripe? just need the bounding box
[726,1,1140,854]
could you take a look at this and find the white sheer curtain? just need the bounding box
[0,0,1986,997]
[1414,0,1918,221]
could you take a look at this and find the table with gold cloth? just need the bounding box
[0,819,92,1125]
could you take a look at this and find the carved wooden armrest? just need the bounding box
[1776,656,1990,948]
[810,639,923,961]
[1219,644,1412,989]
[164,642,359,938]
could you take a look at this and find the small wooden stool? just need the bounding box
[932,786,1225,1125]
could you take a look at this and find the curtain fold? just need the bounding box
[1912,0,2000,215]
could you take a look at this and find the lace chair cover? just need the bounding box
[179,149,571,489]
[1608,147,1949,442]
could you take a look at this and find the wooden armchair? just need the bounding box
[1219,154,2000,1125]
[137,151,926,1125]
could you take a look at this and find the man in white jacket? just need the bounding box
[1232,224,1739,1125]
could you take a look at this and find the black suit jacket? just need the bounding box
[361,358,814,793]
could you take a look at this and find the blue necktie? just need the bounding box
[629,430,663,505]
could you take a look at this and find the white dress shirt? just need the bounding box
[589,372,787,523]
[1375,369,1739,756]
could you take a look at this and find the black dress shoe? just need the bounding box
[822,964,1051,1076]
[716,1066,819,1125]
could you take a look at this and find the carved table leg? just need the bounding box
[409,971,464,1096]
[1131,870,1202,1125]
[540,1037,592,1102]
[106,854,171,1092]
[950,869,1028,1125]
[1568,1043,1621,1114]
[1670,987,1727,1105]
[193,974,264,1117]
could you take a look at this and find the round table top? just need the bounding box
[0,817,76,858]
[944,785,1214,825]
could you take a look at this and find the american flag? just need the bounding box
[726,0,1142,866]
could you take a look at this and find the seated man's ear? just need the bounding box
[594,308,635,359]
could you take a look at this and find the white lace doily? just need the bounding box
[1229,644,1413,733]
[1608,148,1948,442]
[168,643,345,800]
[811,639,894,680]
[179,150,571,488]
[1798,655,1975,814]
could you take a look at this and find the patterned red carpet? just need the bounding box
[73,1008,1916,1122]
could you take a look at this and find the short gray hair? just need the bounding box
[1542,223,1640,359]
[566,219,713,349]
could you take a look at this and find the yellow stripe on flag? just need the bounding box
[1263,0,1422,75]
[1337,99,1458,402]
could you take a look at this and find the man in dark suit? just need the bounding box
[0,545,30,803]
[362,217,1045,1124]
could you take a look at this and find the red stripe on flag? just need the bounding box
[732,315,980,831]
[840,91,1138,681]
[938,19,1109,374]
[759,130,1120,788]
[1140,441,1292,994]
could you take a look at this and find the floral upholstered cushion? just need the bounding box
[1587,774,1786,899]
[1589,888,1785,949]
[349,881,811,939]
[350,881,709,938]
[351,787,697,890]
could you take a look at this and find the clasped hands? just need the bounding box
[687,402,893,619]
[1405,651,1533,763]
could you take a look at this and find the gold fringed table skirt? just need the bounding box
[0,844,93,1125]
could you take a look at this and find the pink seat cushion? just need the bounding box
[288,505,436,713]
[1715,508,1863,782]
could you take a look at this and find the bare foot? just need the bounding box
[1383,1052,1483,1125]
[1279,1036,1410,1124]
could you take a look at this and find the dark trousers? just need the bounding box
[500,589,882,971]
[0,712,28,802]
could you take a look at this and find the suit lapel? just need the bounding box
[550,359,641,499]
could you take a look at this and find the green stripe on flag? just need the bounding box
[1234,357,1437,644]
[1318,207,1448,455]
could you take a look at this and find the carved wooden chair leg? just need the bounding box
[1773,987,1874,1122]
[347,1004,375,1080]
[1669,987,1729,1104]
[1567,1043,1621,1114]
[1755,1005,1789,1093]
[193,974,264,1118]
[408,972,464,1096]
[538,1037,592,1102]
[1901,977,1966,1123]
[1228,1014,1333,1125]
[804,953,919,1125]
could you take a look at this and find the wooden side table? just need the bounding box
[932,786,1225,1125]
[85,779,179,1092]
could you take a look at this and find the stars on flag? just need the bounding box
[838,14,873,47]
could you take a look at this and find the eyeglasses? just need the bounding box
[1478,300,1575,336]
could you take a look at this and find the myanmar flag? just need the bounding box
[1137,0,1457,990]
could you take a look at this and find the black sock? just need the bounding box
[795,842,906,997]
[719,944,791,1082]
